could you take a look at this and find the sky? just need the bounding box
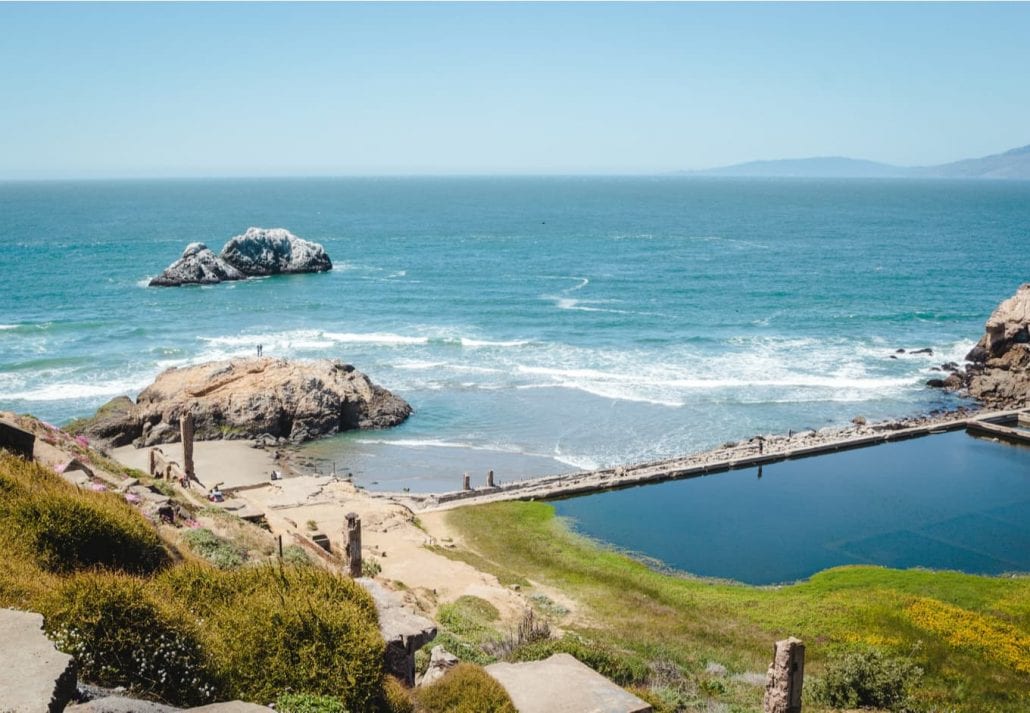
[1,2,1029,178]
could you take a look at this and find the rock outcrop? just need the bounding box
[220,227,332,276]
[933,284,1030,408]
[150,228,331,287]
[71,358,411,448]
[149,243,246,287]
[0,608,78,713]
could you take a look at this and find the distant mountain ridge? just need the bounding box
[688,144,1030,179]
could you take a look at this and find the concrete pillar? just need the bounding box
[487,469,495,487]
[179,411,195,482]
[462,472,471,491]
[763,637,804,713]
[346,512,362,578]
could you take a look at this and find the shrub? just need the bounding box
[275,692,348,713]
[282,544,313,566]
[0,454,169,575]
[508,634,648,686]
[159,563,384,709]
[40,572,217,705]
[180,528,247,569]
[413,663,517,713]
[808,647,923,711]
[381,675,414,713]
[362,555,383,578]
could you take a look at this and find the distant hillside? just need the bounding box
[923,144,1030,179]
[688,144,1030,179]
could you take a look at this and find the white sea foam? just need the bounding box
[3,376,149,402]
[0,325,18,330]
[321,331,428,346]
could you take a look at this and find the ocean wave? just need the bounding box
[198,329,532,353]
[2,376,148,402]
[0,325,18,331]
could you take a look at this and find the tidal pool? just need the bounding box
[551,431,1030,585]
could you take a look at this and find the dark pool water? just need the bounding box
[551,431,1030,585]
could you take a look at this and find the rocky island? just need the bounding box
[71,357,412,448]
[149,227,332,287]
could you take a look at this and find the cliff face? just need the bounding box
[945,284,1030,408]
[72,358,412,447]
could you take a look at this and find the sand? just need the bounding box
[110,439,281,490]
[106,439,552,625]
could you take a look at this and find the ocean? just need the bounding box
[2,177,1028,492]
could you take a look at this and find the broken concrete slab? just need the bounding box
[0,608,78,713]
[486,653,652,713]
[357,578,437,686]
[185,703,270,712]
[0,418,35,459]
[65,698,181,712]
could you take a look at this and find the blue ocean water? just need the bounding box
[1,177,1028,491]
[552,432,1030,584]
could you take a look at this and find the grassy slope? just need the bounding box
[445,501,1030,712]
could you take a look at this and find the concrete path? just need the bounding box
[486,653,652,713]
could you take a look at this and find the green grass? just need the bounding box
[445,501,1030,712]
[180,528,248,569]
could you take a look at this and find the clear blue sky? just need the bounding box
[1,2,1029,178]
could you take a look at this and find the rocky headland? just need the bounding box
[149,227,332,287]
[929,283,1030,408]
[71,358,412,448]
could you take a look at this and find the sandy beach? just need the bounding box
[110,440,283,490]
[106,438,558,627]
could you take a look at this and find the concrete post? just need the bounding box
[763,637,804,713]
[462,472,471,491]
[346,512,362,578]
[487,469,495,487]
[179,411,195,482]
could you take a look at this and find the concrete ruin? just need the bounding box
[357,579,437,686]
[762,637,805,713]
[485,653,653,713]
[0,608,78,713]
[0,417,35,459]
[345,512,362,578]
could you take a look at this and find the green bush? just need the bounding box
[40,572,217,705]
[282,544,313,566]
[381,676,414,713]
[275,692,348,713]
[509,634,648,686]
[159,563,384,709]
[413,663,517,713]
[0,454,169,575]
[180,528,247,569]
[808,647,923,711]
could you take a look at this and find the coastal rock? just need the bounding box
[72,358,411,448]
[220,227,332,276]
[948,284,1030,408]
[972,283,1030,359]
[419,646,460,687]
[69,395,138,448]
[149,243,245,287]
